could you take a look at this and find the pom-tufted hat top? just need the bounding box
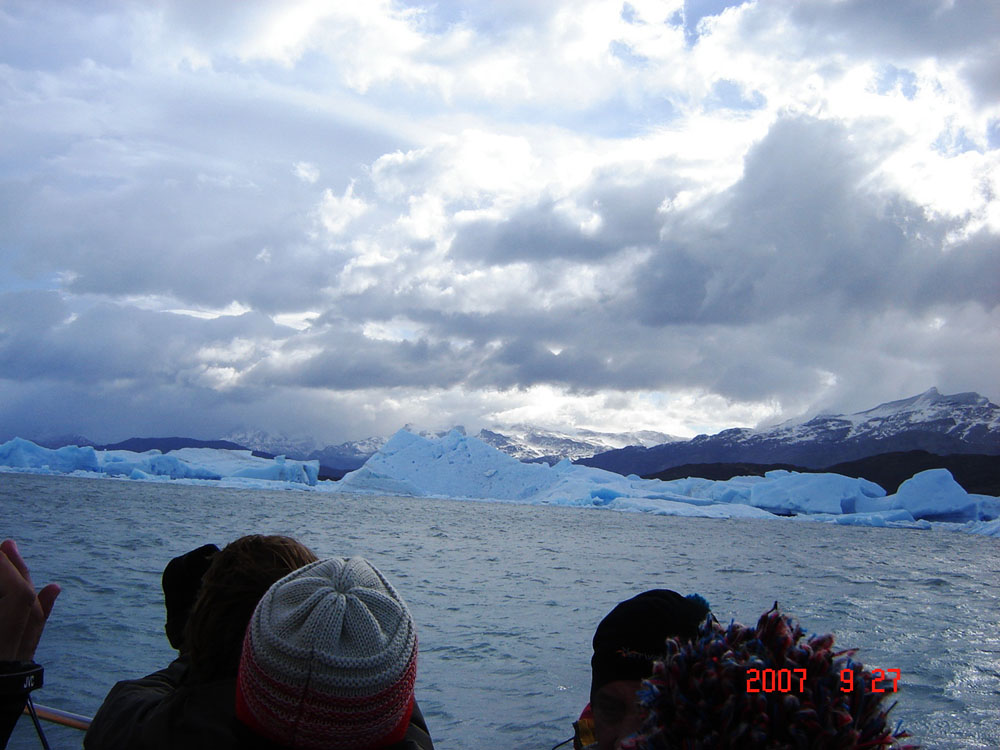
[235,557,418,750]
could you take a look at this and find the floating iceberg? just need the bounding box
[1,432,997,535]
[335,429,998,532]
[336,429,776,520]
[747,470,885,515]
[0,437,101,474]
[0,438,319,486]
[886,468,994,522]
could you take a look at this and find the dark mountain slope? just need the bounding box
[581,389,1000,476]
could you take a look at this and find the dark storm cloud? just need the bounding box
[418,305,594,346]
[286,116,998,408]
[912,228,1000,309]
[461,326,745,394]
[0,293,288,385]
[0,377,266,444]
[788,0,999,58]
[449,165,681,264]
[629,116,997,327]
[450,202,614,264]
[394,115,999,406]
[961,47,1000,107]
[247,328,476,390]
[450,315,833,403]
[470,338,611,391]
[785,0,1000,104]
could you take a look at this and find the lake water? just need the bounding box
[3,472,999,749]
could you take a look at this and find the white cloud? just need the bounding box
[0,0,997,444]
[318,182,369,234]
[167,301,254,320]
[479,384,779,439]
[272,311,319,330]
[293,161,320,183]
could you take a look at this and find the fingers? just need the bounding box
[0,545,36,606]
[0,539,60,661]
[1,538,33,584]
[18,595,53,660]
[0,544,35,660]
[38,583,61,621]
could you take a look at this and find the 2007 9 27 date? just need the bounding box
[746,668,902,693]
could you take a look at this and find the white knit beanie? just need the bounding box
[235,557,418,749]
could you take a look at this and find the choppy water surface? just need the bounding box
[3,473,999,749]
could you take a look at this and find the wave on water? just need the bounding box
[3,473,999,750]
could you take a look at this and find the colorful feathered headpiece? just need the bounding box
[621,603,917,749]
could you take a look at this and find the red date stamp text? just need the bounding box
[746,667,902,693]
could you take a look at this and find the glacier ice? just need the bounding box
[0,438,318,486]
[887,468,985,522]
[334,429,997,533]
[0,437,101,474]
[1,431,997,536]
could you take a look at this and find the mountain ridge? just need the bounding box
[579,388,1000,475]
[26,388,999,479]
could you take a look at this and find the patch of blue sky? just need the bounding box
[705,79,766,112]
[390,0,462,32]
[0,260,63,294]
[560,96,679,138]
[393,0,548,38]
[933,127,982,156]
[428,89,679,139]
[638,391,669,408]
[875,64,918,99]
[609,39,650,69]
[987,120,1000,151]
[622,0,747,47]
[682,0,751,46]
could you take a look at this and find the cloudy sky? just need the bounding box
[1,0,998,446]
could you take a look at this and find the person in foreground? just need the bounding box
[619,604,917,749]
[234,556,434,749]
[571,589,712,750]
[85,534,317,749]
[0,538,60,748]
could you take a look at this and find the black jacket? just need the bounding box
[85,657,236,750]
[85,657,434,750]
[0,693,27,748]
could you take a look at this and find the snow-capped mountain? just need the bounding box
[579,389,1000,476]
[223,430,388,472]
[476,425,678,464]
[222,425,676,470]
[308,436,389,472]
[767,389,999,445]
[223,430,318,458]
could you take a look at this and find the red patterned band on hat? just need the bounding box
[234,557,420,750]
[236,636,418,749]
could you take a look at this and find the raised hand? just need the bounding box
[0,539,60,662]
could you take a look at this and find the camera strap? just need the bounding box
[0,661,43,696]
